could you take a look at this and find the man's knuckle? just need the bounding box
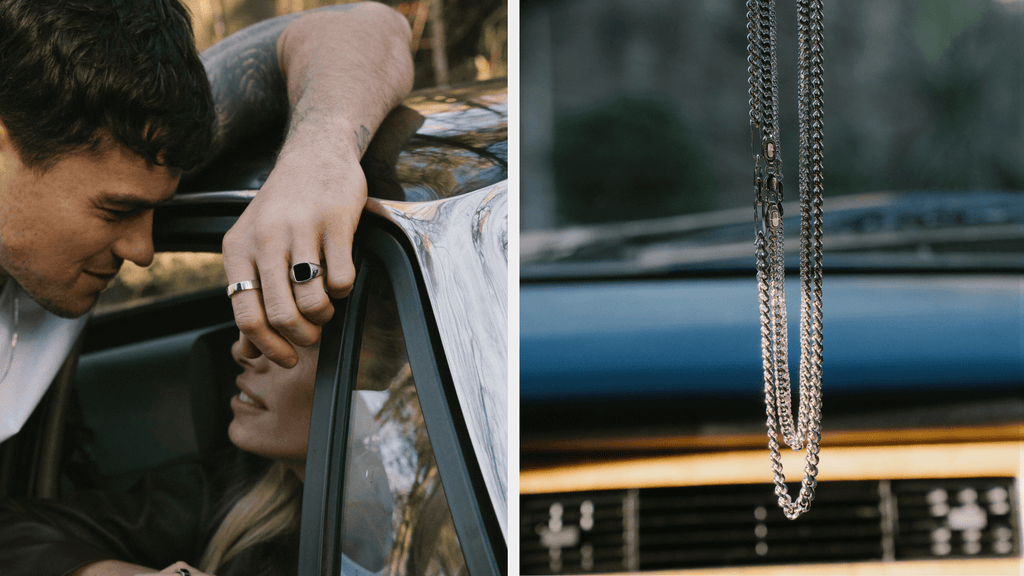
[295,292,329,312]
[265,307,299,332]
[233,310,264,332]
[292,330,319,347]
[222,228,244,251]
[223,226,279,255]
[328,272,355,290]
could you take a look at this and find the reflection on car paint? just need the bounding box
[176,79,509,204]
[399,81,508,201]
[367,181,509,540]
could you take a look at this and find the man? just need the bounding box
[0,0,414,443]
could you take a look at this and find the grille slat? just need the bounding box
[521,477,1021,574]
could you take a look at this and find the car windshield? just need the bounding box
[521,0,1023,278]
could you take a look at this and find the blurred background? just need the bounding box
[519,5,1023,571]
[97,0,508,313]
[181,0,507,87]
[521,0,1023,229]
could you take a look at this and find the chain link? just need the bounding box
[750,0,824,520]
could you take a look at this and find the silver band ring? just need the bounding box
[226,280,260,297]
[290,262,324,284]
[175,569,191,576]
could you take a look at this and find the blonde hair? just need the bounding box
[199,460,303,572]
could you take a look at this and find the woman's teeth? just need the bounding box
[239,391,263,408]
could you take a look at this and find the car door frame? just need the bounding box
[293,218,507,576]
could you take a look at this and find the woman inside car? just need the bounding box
[0,332,395,576]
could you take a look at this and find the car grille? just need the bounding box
[520,478,1020,574]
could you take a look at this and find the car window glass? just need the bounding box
[340,270,467,576]
[521,1,1024,273]
[94,252,227,315]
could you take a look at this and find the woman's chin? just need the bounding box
[228,419,308,463]
[228,419,271,456]
[227,419,256,453]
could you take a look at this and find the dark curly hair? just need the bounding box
[0,0,214,171]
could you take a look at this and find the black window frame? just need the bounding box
[298,216,507,576]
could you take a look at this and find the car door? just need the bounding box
[298,195,508,575]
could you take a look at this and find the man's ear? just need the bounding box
[0,118,23,182]
[0,119,23,164]
[0,118,12,153]
[0,119,10,160]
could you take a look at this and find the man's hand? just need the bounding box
[70,559,214,576]
[71,560,155,576]
[212,4,413,366]
[222,137,366,367]
[136,561,214,576]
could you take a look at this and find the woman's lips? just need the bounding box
[238,390,266,409]
[234,378,268,409]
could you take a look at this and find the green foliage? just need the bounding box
[912,2,989,63]
[553,97,716,224]
[524,0,1023,228]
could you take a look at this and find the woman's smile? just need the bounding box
[227,334,319,461]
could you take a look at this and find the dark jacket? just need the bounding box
[0,458,297,576]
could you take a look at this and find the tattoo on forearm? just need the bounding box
[356,125,371,155]
[187,4,360,176]
[195,27,290,174]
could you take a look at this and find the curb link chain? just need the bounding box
[749,0,824,520]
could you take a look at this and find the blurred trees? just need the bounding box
[182,0,507,88]
[554,97,715,224]
[95,253,227,314]
[522,0,1023,227]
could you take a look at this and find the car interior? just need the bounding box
[519,0,1022,574]
[0,79,508,576]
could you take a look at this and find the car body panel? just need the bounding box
[368,181,509,540]
[179,79,508,204]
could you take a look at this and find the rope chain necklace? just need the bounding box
[747,0,825,520]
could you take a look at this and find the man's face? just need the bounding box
[0,131,179,318]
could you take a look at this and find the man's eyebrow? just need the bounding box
[97,193,172,210]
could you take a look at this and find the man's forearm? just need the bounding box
[216,3,413,366]
[193,2,413,175]
[275,3,414,164]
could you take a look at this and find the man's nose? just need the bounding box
[111,211,155,268]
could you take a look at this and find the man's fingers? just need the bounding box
[290,257,335,325]
[257,247,321,351]
[323,227,357,299]
[237,330,262,359]
[229,288,300,367]
[223,238,299,367]
[222,151,365,364]
[156,560,212,576]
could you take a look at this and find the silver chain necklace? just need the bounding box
[748,0,825,520]
[0,282,18,384]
